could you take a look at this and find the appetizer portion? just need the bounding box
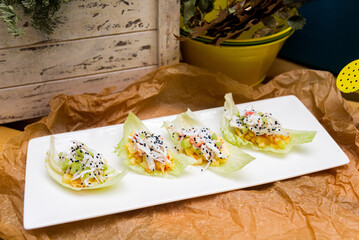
[45,136,126,190]
[167,126,228,169]
[163,109,255,173]
[126,130,175,173]
[115,112,195,177]
[221,93,316,153]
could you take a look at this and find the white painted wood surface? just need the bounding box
[0,0,179,124]
[158,0,180,66]
[0,66,157,123]
[0,0,157,48]
[0,31,158,88]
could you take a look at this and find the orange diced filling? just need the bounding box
[184,137,228,166]
[235,128,291,149]
[62,173,99,188]
[125,140,175,174]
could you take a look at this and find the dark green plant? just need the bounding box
[181,0,216,29]
[0,0,68,36]
[181,0,308,45]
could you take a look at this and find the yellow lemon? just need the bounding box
[337,59,359,93]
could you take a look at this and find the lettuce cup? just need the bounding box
[115,112,195,178]
[163,109,255,173]
[46,136,127,190]
[221,93,316,153]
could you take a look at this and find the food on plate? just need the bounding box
[221,93,316,153]
[45,136,127,190]
[115,112,195,177]
[163,109,255,173]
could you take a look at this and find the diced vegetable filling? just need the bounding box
[229,106,291,149]
[58,141,114,187]
[125,131,175,173]
[167,126,229,170]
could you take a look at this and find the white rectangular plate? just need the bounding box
[24,95,349,229]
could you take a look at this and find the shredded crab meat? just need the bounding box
[229,105,288,136]
[129,131,169,171]
[168,126,228,164]
[58,141,111,187]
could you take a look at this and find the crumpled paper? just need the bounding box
[1,63,359,239]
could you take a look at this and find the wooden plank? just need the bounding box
[0,31,158,89]
[0,66,156,124]
[0,0,157,49]
[157,0,180,66]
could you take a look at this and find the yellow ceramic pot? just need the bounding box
[181,30,293,86]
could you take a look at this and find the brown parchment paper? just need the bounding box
[1,63,359,239]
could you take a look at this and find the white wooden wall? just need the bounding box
[0,0,179,123]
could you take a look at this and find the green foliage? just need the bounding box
[0,2,24,36]
[181,0,215,29]
[0,0,68,36]
[181,0,309,44]
[287,14,306,29]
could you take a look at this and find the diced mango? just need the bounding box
[220,158,228,164]
[185,148,194,156]
[245,135,252,141]
[277,140,286,149]
[211,160,220,167]
[258,142,266,148]
[167,151,174,160]
[70,178,81,188]
[166,161,175,170]
[193,158,203,165]
[160,164,165,174]
[237,130,291,150]
[235,128,243,137]
[270,143,277,149]
[140,161,150,172]
[62,173,72,184]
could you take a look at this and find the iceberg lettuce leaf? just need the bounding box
[221,93,317,153]
[115,112,195,178]
[46,136,126,191]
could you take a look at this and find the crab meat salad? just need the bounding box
[126,130,174,173]
[115,112,195,177]
[45,136,127,190]
[229,105,291,149]
[221,93,317,153]
[163,109,255,173]
[167,126,228,170]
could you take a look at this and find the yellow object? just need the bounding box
[195,0,293,44]
[181,31,293,86]
[203,0,230,23]
[192,26,292,45]
[336,59,359,93]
